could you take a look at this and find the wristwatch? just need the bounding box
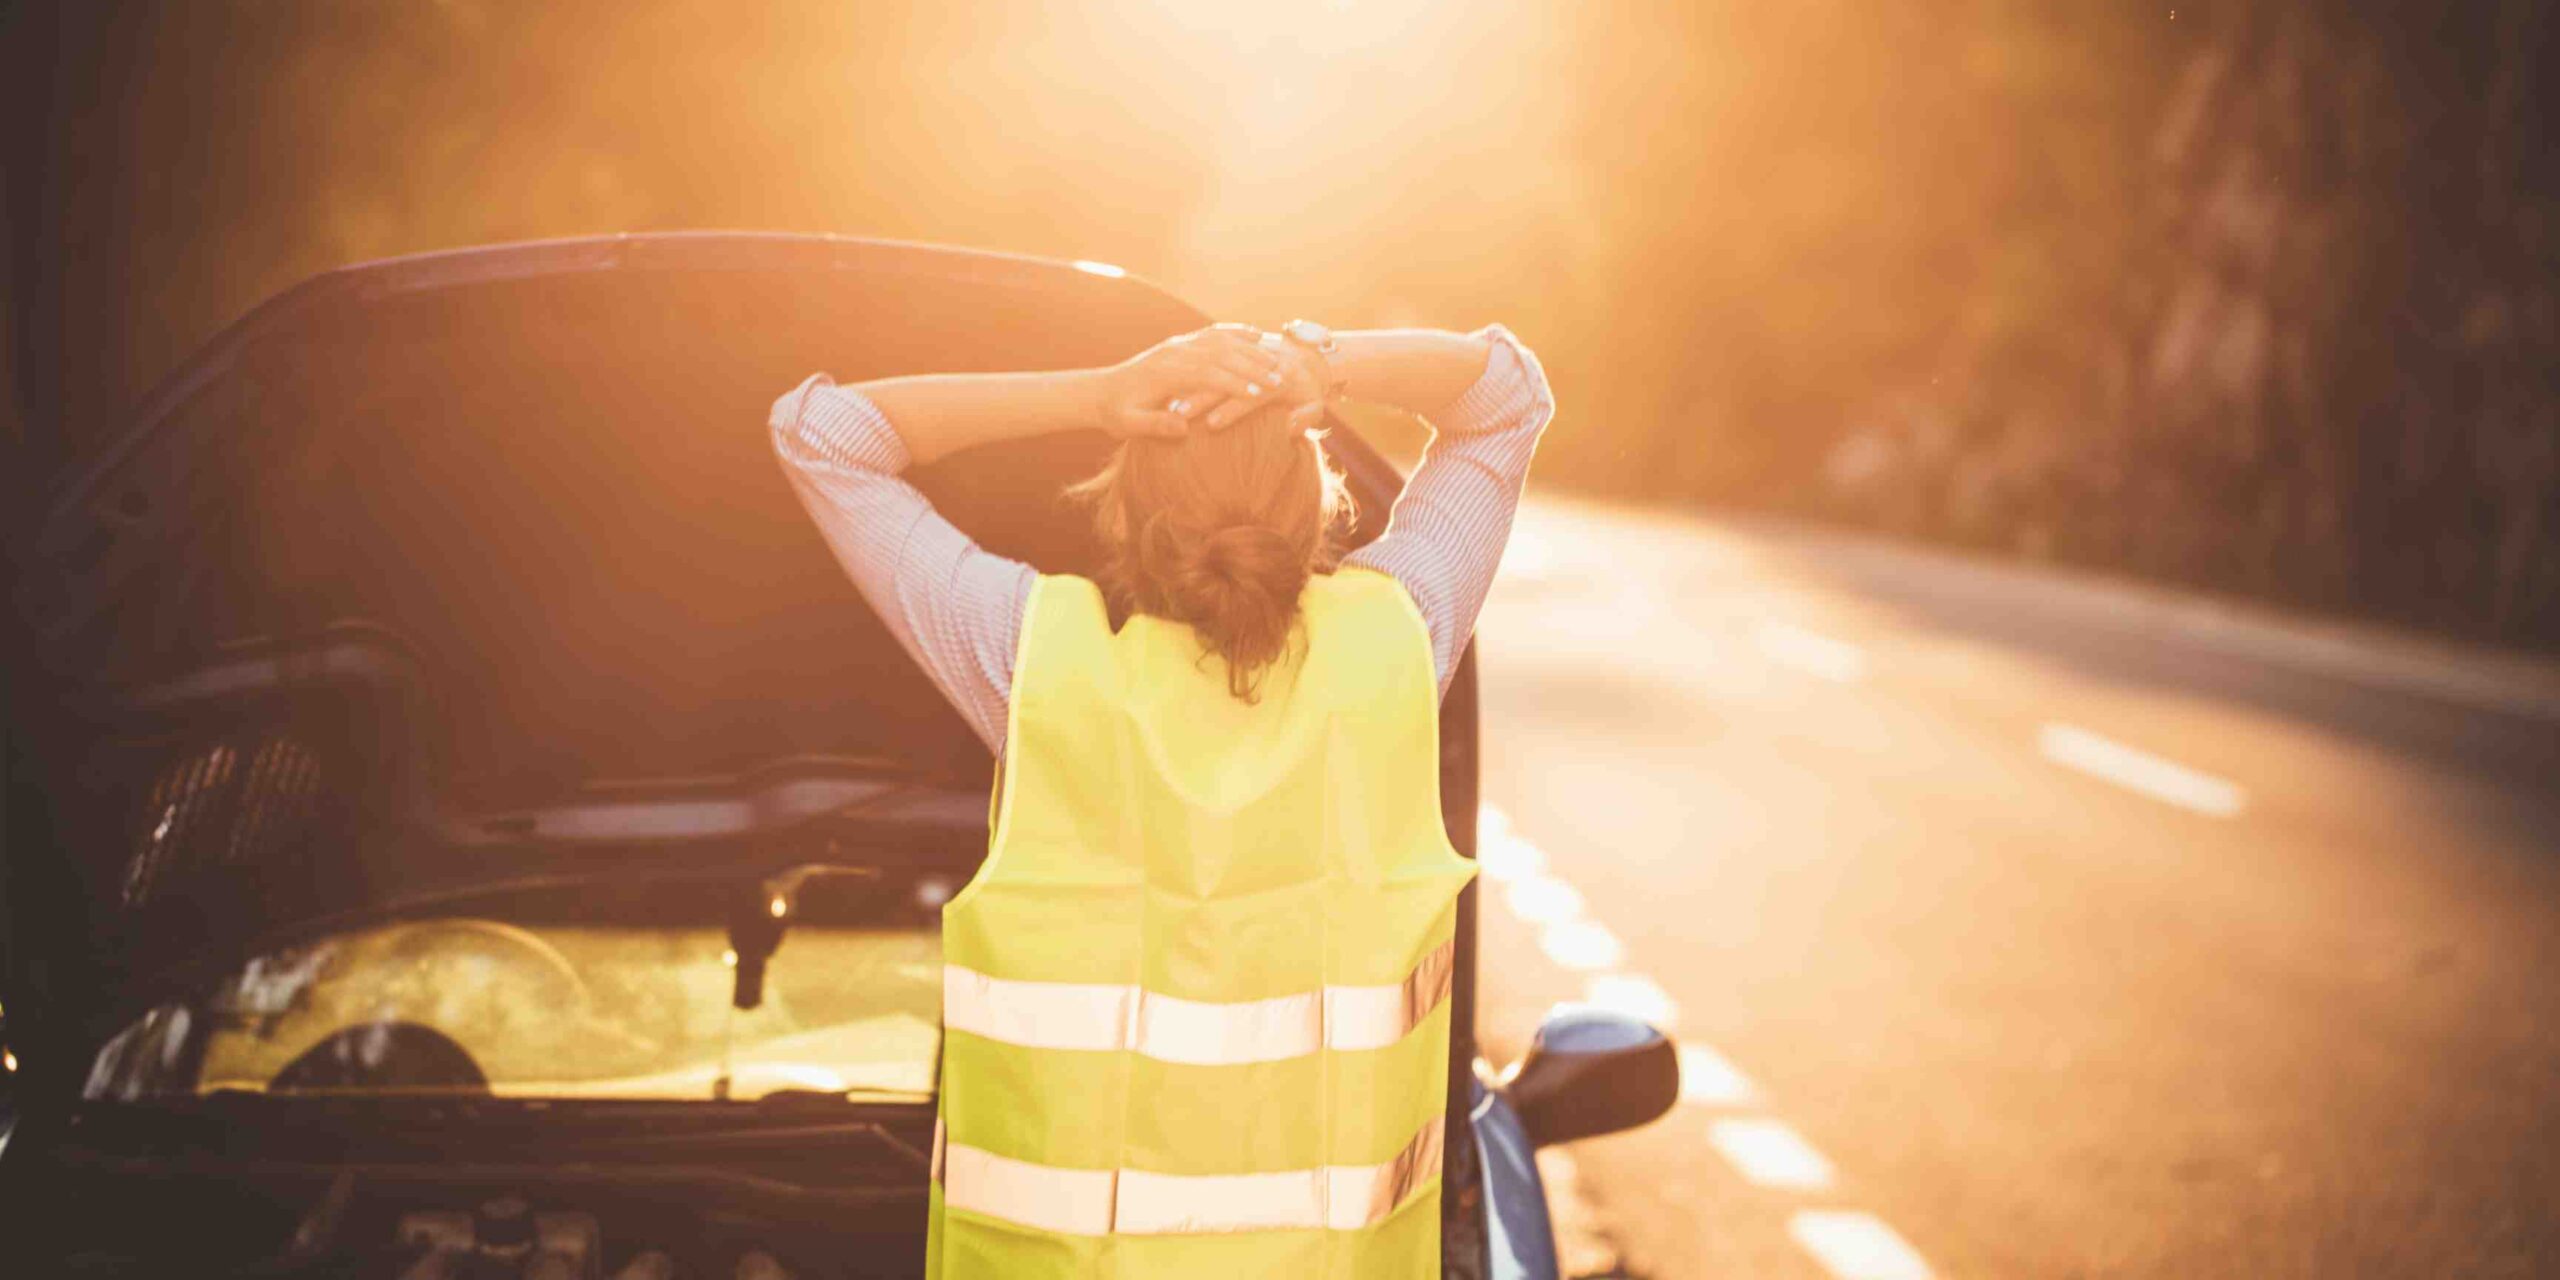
[1279,319,1347,396]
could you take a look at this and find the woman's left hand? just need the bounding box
[1092,324,1286,438]
[1159,325,1332,433]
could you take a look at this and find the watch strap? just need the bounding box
[1281,320,1347,395]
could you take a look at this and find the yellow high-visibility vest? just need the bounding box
[928,567,1477,1277]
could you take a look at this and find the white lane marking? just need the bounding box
[2038,722,2246,817]
[1538,919,1625,972]
[1789,1210,1934,1280]
[1584,973,1679,1029]
[1479,806,1937,1280]
[1757,621,1867,683]
[1677,1043,1758,1106]
[1707,1117,1836,1189]
[1477,832,1548,884]
[1505,873,1586,925]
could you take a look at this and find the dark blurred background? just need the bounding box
[6,0,2556,648]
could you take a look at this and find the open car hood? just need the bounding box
[24,233,1423,784]
[5,234,1443,1065]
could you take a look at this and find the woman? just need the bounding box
[770,319,1553,1277]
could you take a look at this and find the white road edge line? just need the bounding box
[1757,621,1868,683]
[1707,1117,1836,1190]
[1789,1210,1935,1280]
[1584,973,1679,1029]
[1677,1043,1758,1105]
[1476,809,1545,883]
[1505,873,1587,926]
[2038,722,2246,817]
[1539,918,1626,972]
[1479,806,1939,1280]
[1477,834,1546,884]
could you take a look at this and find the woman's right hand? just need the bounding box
[1092,325,1289,438]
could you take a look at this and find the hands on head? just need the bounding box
[1094,324,1332,440]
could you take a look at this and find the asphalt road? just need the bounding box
[1467,498,2560,1280]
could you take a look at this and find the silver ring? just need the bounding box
[1167,397,1192,415]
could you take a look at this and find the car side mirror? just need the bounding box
[1500,1005,1679,1147]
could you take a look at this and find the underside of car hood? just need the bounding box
[21,231,1415,800]
[25,234,1286,786]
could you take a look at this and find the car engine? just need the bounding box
[22,1163,925,1280]
[386,1194,797,1280]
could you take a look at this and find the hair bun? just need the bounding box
[1082,403,1354,700]
[1199,524,1300,591]
[1137,515,1312,693]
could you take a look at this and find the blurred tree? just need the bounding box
[5,0,2554,646]
[1978,3,2559,642]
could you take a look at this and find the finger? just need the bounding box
[1171,390,1235,419]
[1204,327,1284,371]
[1209,349,1284,394]
[1170,354,1271,403]
[1128,409,1191,437]
[1206,394,1266,430]
[1182,328,1253,359]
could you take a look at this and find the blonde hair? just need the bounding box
[1067,403,1354,700]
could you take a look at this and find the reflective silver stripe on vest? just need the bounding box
[942,937,1455,1065]
[933,1117,1445,1236]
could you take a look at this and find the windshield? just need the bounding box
[82,869,957,1104]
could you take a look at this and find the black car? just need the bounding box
[0,234,1676,1279]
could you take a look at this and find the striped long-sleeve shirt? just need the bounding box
[769,325,1555,757]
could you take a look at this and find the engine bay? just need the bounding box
[10,1094,936,1280]
[357,1190,829,1280]
[30,1164,931,1279]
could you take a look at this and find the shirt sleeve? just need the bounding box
[1341,324,1556,697]
[768,375,1033,756]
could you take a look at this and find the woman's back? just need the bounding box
[935,565,1474,1275]
[770,318,1553,1276]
